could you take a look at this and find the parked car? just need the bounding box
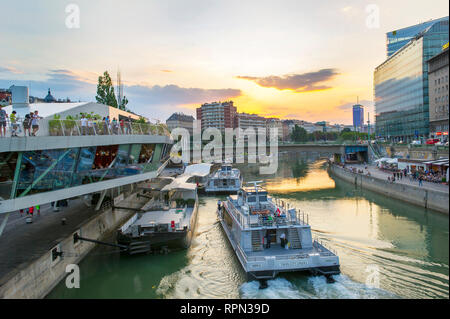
[411,140,421,145]
[426,138,440,145]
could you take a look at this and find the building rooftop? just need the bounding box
[166,112,195,122]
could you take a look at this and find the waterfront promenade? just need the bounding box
[344,164,448,194]
[0,199,100,281]
[328,163,449,214]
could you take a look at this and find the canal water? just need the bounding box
[47,152,449,299]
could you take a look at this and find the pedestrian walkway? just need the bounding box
[346,164,449,193]
[0,199,100,282]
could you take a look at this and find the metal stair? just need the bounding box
[251,230,263,251]
[287,227,302,249]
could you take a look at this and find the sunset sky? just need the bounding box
[0,0,448,124]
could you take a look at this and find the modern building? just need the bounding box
[0,89,11,106]
[386,17,449,57]
[352,104,364,130]
[428,47,449,141]
[235,112,267,131]
[166,112,195,135]
[266,118,283,140]
[196,101,237,132]
[0,89,172,214]
[374,17,449,142]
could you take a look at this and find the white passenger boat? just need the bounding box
[205,163,242,194]
[217,182,340,281]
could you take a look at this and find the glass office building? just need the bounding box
[352,104,364,130]
[387,17,449,57]
[375,17,449,142]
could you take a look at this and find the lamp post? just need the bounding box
[367,112,371,143]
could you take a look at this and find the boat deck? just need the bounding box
[123,207,194,234]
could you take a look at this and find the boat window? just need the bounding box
[259,195,267,202]
[248,196,256,203]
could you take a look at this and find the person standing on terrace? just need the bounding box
[0,105,8,137]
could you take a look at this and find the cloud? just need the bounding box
[126,84,241,106]
[236,69,339,93]
[0,66,23,74]
[1,69,242,120]
[336,99,374,110]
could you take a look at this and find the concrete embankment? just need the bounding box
[0,193,144,299]
[328,164,449,214]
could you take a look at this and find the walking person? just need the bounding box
[265,231,271,249]
[36,205,41,217]
[125,116,132,134]
[80,114,88,135]
[31,110,42,136]
[419,175,423,187]
[119,118,124,134]
[0,105,8,137]
[23,113,31,136]
[10,110,19,137]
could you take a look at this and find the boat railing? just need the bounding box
[1,117,171,138]
[313,237,338,256]
[226,198,310,229]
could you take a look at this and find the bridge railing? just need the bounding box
[1,118,171,138]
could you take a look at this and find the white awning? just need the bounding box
[161,175,197,191]
[183,163,213,177]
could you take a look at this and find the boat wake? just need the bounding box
[240,275,398,299]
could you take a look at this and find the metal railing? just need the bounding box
[0,118,171,138]
[225,198,309,229]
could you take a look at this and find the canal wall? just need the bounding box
[328,164,449,214]
[0,193,143,299]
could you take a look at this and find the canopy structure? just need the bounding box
[423,158,449,166]
[375,157,395,163]
[161,175,197,192]
[183,163,213,177]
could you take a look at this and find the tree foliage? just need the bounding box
[96,71,118,108]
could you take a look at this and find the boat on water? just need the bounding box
[117,175,198,254]
[205,163,243,194]
[217,182,340,281]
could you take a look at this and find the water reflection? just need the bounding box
[47,152,449,299]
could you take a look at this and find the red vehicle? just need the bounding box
[426,138,440,145]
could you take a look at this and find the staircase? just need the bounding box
[287,227,302,249]
[251,230,263,251]
[128,241,151,255]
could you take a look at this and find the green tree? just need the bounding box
[95,71,118,108]
[291,125,308,142]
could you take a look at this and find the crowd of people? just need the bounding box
[0,105,137,137]
[80,115,134,135]
[0,105,43,137]
[339,161,448,187]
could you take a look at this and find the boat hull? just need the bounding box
[117,202,199,255]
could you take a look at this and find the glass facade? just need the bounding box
[387,17,449,57]
[352,105,364,129]
[2,142,171,199]
[375,18,449,142]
